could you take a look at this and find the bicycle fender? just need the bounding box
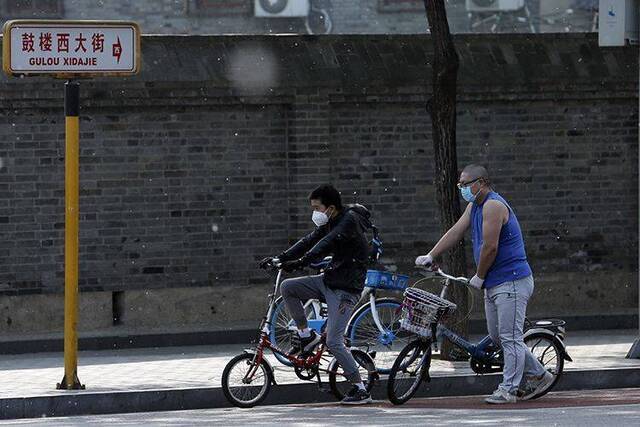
[242,349,278,385]
[345,297,401,335]
[523,327,555,338]
[553,336,572,362]
[523,330,572,362]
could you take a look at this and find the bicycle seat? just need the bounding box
[525,318,566,338]
[529,319,566,328]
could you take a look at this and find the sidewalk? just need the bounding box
[1,330,639,419]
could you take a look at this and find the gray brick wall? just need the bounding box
[0,102,292,294]
[0,33,637,318]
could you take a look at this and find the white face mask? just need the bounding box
[312,209,330,227]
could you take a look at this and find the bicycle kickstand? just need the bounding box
[316,370,330,393]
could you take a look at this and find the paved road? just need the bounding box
[2,389,639,426]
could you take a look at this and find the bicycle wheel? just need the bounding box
[387,339,431,405]
[222,353,273,408]
[328,348,377,400]
[522,333,564,400]
[347,299,412,374]
[269,296,321,366]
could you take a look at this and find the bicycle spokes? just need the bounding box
[529,337,559,372]
[350,302,412,372]
[224,354,271,406]
[387,341,430,405]
[526,334,562,381]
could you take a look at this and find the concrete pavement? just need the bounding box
[0,330,638,420]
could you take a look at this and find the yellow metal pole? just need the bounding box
[57,81,84,390]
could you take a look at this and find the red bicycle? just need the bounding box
[221,259,378,408]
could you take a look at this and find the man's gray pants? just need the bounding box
[281,274,362,383]
[485,275,547,394]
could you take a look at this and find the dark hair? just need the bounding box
[309,184,343,210]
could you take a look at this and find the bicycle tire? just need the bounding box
[387,339,431,405]
[347,298,411,374]
[522,333,564,400]
[269,296,321,366]
[222,353,273,408]
[328,348,377,400]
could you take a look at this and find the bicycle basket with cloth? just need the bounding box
[399,288,457,337]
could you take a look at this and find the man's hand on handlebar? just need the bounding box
[259,256,277,270]
[468,275,484,290]
[415,253,434,268]
[258,256,306,272]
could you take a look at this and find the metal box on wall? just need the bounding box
[599,0,639,46]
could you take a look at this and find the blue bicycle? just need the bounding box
[267,258,413,373]
[387,267,572,405]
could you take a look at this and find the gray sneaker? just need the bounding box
[341,386,373,405]
[485,388,517,404]
[521,371,555,400]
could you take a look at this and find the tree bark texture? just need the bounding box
[423,0,470,360]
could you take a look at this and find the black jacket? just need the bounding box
[280,204,371,293]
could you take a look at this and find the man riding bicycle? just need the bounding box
[260,184,373,405]
[415,164,554,404]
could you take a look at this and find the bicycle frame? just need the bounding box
[250,263,350,381]
[357,286,389,336]
[416,267,570,365]
[424,269,495,359]
[253,329,330,371]
[436,326,497,361]
[242,264,332,385]
[265,259,406,375]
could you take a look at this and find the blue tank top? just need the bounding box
[471,192,532,289]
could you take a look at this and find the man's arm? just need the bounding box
[475,200,507,279]
[280,227,325,261]
[428,203,472,259]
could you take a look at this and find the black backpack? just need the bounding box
[347,203,383,266]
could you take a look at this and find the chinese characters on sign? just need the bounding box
[3,22,140,76]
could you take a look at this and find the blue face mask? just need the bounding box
[460,185,477,203]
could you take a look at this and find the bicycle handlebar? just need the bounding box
[414,265,469,284]
[435,268,470,284]
[261,258,282,270]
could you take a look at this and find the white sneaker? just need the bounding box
[485,388,517,404]
[521,371,555,400]
[292,330,321,356]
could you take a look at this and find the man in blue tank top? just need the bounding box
[415,164,554,404]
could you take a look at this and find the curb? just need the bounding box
[2,367,639,420]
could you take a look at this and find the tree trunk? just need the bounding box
[422,0,469,360]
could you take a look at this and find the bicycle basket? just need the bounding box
[365,270,409,291]
[399,288,457,337]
